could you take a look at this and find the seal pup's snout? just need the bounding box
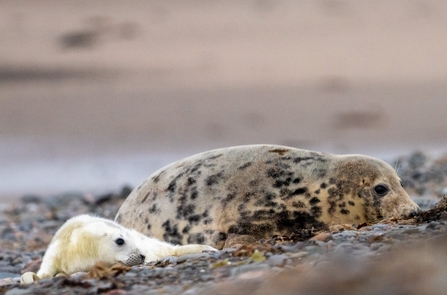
[125,250,146,266]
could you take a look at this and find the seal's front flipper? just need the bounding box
[20,272,40,284]
[172,244,218,256]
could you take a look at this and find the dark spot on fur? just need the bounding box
[340,208,350,215]
[212,232,228,245]
[292,157,314,164]
[187,177,196,186]
[187,233,205,244]
[162,220,182,244]
[293,178,301,184]
[310,206,322,217]
[265,192,276,200]
[244,192,256,202]
[206,154,223,161]
[309,197,321,205]
[205,172,224,186]
[292,201,306,208]
[182,225,191,234]
[190,190,198,200]
[202,210,209,218]
[167,181,176,193]
[147,224,151,230]
[238,203,246,212]
[152,174,161,183]
[329,178,336,185]
[149,204,159,214]
[320,183,327,189]
[348,201,355,206]
[314,169,327,178]
[268,148,289,156]
[238,162,253,170]
[224,193,236,205]
[249,180,260,186]
[188,214,202,224]
[290,187,308,196]
[314,189,320,194]
[328,203,337,215]
[266,168,277,178]
[253,210,270,220]
[228,222,275,237]
[141,192,149,204]
[176,203,196,219]
[273,180,283,188]
[265,201,279,208]
[190,162,203,174]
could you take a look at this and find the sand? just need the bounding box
[1,0,447,200]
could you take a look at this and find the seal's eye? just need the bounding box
[373,184,389,196]
[115,238,125,246]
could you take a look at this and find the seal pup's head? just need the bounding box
[37,215,145,278]
[332,155,420,223]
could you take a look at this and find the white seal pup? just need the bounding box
[115,144,421,249]
[21,215,215,284]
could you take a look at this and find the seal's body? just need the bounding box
[21,215,215,284]
[115,145,420,249]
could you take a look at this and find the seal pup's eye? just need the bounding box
[115,238,125,246]
[373,184,389,196]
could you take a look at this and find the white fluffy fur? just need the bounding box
[21,214,216,284]
[129,228,216,262]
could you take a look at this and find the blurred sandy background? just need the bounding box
[1,0,447,201]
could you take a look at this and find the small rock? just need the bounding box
[0,272,18,279]
[310,232,332,242]
[5,288,34,295]
[249,250,266,262]
[176,253,209,264]
[267,254,289,267]
[403,228,420,234]
[370,243,384,251]
[0,276,20,286]
[231,264,269,277]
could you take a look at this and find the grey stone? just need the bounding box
[5,288,34,295]
[230,263,270,277]
[267,254,289,267]
[0,272,18,279]
[176,253,210,264]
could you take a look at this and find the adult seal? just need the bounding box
[115,145,420,249]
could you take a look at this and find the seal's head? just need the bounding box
[37,215,145,278]
[332,155,420,223]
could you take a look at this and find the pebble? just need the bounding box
[176,253,210,264]
[230,264,270,277]
[0,272,19,279]
[266,254,289,267]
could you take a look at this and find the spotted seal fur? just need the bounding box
[115,145,420,249]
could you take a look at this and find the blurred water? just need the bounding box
[1,0,447,201]
[0,138,183,201]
